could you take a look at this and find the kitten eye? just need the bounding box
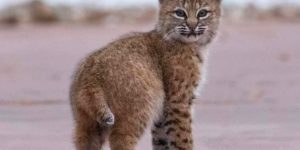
[197,9,209,18]
[174,9,187,18]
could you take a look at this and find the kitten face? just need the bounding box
[157,0,221,44]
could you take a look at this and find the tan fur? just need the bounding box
[70,0,221,150]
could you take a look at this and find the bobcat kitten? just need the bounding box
[70,0,221,150]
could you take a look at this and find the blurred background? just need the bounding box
[0,0,300,150]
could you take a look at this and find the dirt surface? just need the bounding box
[0,21,300,149]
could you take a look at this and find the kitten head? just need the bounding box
[157,0,222,45]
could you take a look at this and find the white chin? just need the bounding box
[166,33,200,43]
[180,36,199,43]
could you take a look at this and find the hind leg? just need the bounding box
[74,110,108,150]
[108,95,163,150]
[109,114,149,150]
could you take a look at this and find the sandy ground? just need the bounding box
[0,21,300,150]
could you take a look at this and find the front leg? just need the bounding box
[161,66,199,149]
[165,100,193,150]
[152,102,193,150]
[156,48,201,150]
[152,111,170,150]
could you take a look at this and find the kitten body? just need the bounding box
[70,0,221,149]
